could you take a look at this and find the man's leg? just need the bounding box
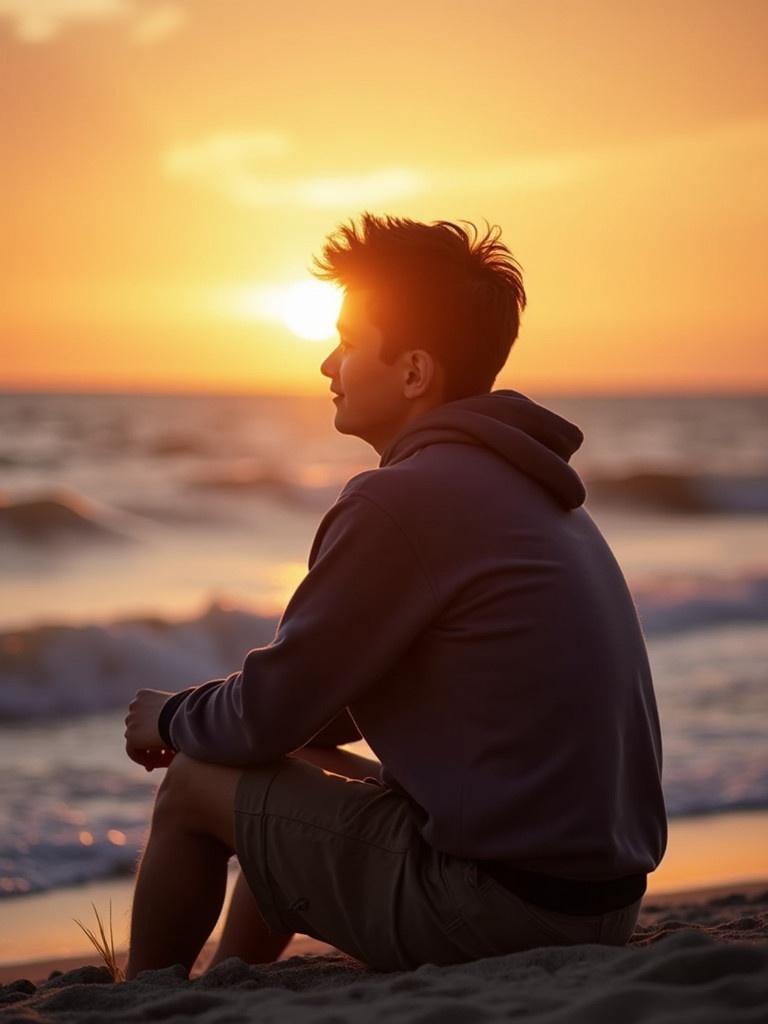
[205,866,295,971]
[125,752,245,980]
[203,745,380,971]
[289,744,381,781]
[126,745,381,979]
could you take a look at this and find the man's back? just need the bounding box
[341,391,667,880]
[160,389,667,884]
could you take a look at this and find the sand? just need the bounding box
[1,880,766,1023]
[4,805,767,969]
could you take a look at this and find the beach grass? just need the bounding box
[72,900,125,982]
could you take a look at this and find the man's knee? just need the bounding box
[152,751,240,853]
[153,751,200,819]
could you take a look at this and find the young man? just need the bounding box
[123,213,667,978]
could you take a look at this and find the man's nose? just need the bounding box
[320,346,339,378]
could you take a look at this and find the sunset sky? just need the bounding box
[1,0,766,395]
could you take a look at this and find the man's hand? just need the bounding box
[124,689,177,772]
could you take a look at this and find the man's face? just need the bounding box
[320,288,417,453]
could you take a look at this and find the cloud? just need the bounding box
[163,131,292,176]
[131,2,184,45]
[163,117,768,212]
[295,168,427,208]
[163,131,426,207]
[162,131,586,210]
[0,0,186,44]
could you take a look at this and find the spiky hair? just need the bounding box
[310,212,527,400]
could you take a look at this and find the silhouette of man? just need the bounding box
[124,213,667,978]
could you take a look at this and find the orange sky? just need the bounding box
[1,0,766,395]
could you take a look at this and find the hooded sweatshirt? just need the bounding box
[158,389,668,880]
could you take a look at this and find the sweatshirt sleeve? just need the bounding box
[161,492,439,766]
[157,676,239,750]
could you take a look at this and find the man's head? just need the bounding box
[313,212,527,454]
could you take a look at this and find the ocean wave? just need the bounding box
[0,755,238,896]
[0,489,141,547]
[634,572,768,636]
[192,457,360,509]
[1,573,767,722]
[0,835,139,898]
[0,601,279,722]
[183,464,337,509]
[585,471,768,514]
[146,430,213,457]
[0,764,151,896]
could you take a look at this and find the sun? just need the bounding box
[274,280,343,341]
[218,279,343,341]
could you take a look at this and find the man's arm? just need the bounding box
[158,492,438,766]
[157,677,234,750]
[158,685,361,752]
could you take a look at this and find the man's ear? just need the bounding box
[402,349,438,399]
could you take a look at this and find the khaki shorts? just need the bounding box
[233,756,642,972]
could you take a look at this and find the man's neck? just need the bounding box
[370,397,446,456]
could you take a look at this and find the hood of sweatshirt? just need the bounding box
[378,389,587,509]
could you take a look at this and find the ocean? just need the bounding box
[1,390,767,902]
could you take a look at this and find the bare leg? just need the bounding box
[203,745,380,971]
[125,753,241,981]
[288,743,381,782]
[203,869,294,971]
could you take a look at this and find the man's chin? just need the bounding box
[332,406,368,443]
[332,408,354,436]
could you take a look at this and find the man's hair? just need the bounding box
[310,211,527,402]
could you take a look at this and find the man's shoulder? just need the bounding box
[308,461,431,566]
[339,452,438,515]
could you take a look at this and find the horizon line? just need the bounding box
[1,383,767,400]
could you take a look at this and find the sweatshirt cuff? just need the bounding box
[158,688,196,750]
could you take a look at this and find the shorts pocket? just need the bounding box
[476,871,604,946]
[417,850,474,935]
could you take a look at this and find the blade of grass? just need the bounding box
[72,901,125,982]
